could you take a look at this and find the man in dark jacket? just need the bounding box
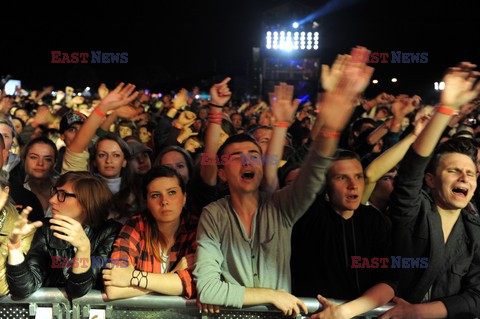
[383,62,480,318]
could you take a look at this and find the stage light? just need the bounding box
[391,78,398,83]
[372,79,379,84]
[265,29,320,51]
[434,82,439,91]
[292,22,299,29]
[439,81,445,90]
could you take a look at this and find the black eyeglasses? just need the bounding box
[51,188,77,203]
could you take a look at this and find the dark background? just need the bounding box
[1,0,478,102]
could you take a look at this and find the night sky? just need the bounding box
[1,0,478,102]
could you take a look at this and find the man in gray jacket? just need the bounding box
[194,46,375,317]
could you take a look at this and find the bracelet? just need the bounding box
[208,119,222,125]
[32,120,39,128]
[7,241,21,250]
[208,110,223,116]
[437,105,458,116]
[209,102,224,108]
[390,119,401,128]
[130,269,148,289]
[275,121,290,128]
[93,107,107,118]
[318,130,341,139]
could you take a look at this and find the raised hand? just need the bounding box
[391,96,418,119]
[269,82,299,123]
[32,105,51,126]
[441,62,480,109]
[334,46,375,98]
[98,83,109,100]
[210,77,232,107]
[115,105,143,120]
[54,91,65,104]
[98,83,139,112]
[177,127,199,144]
[49,214,90,253]
[9,206,43,245]
[413,115,431,136]
[172,89,188,110]
[321,54,347,92]
[176,111,196,128]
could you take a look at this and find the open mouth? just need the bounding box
[346,195,359,200]
[452,187,468,198]
[241,170,255,180]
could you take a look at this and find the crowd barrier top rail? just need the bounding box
[0,288,394,319]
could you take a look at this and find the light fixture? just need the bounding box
[372,79,379,84]
[391,78,398,83]
[292,22,299,29]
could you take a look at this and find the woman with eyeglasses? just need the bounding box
[5,171,122,299]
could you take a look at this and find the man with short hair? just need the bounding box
[381,62,480,318]
[194,47,374,317]
[54,111,86,173]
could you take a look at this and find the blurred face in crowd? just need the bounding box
[12,118,23,135]
[198,108,208,120]
[184,137,202,153]
[25,142,55,180]
[50,181,85,224]
[131,152,151,176]
[61,124,82,148]
[252,128,272,156]
[231,114,242,129]
[160,151,189,184]
[49,117,61,130]
[218,141,263,194]
[193,119,203,132]
[0,124,13,152]
[426,153,477,211]
[146,176,186,225]
[370,169,397,207]
[138,127,151,144]
[118,125,133,139]
[14,109,29,123]
[94,139,127,179]
[327,159,365,216]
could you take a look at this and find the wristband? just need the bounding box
[173,122,183,130]
[8,241,21,250]
[275,121,290,128]
[390,119,401,128]
[365,101,374,109]
[437,105,457,116]
[32,120,39,128]
[93,107,107,118]
[318,130,341,139]
[209,102,224,108]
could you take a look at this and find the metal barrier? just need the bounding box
[1,288,393,319]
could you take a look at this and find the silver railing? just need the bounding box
[0,288,393,319]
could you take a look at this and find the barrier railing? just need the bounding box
[1,288,393,319]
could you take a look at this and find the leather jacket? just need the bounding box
[6,218,121,299]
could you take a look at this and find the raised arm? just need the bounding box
[68,83,139,153]
[362,115,429,204]
[200,78,231,186]
[261,83,299,193]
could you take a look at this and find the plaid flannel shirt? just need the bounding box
[110,212,198,298]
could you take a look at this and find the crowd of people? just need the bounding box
[1,46,480,319]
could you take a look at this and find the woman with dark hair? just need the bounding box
[5,171,122,299]
[154,146,193,186]
[90,133,141,222]
[103,166,197,300]
[22,137,58,213]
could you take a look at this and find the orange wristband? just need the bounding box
[437,105,457,116]
[93,107,107,118]
[318,130,341,138]
[8,241,21,250]
[275,121,290,128]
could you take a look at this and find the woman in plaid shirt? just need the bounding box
[103,165,197,300]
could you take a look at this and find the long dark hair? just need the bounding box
[90,133,140,218]
[142,166,186,262]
